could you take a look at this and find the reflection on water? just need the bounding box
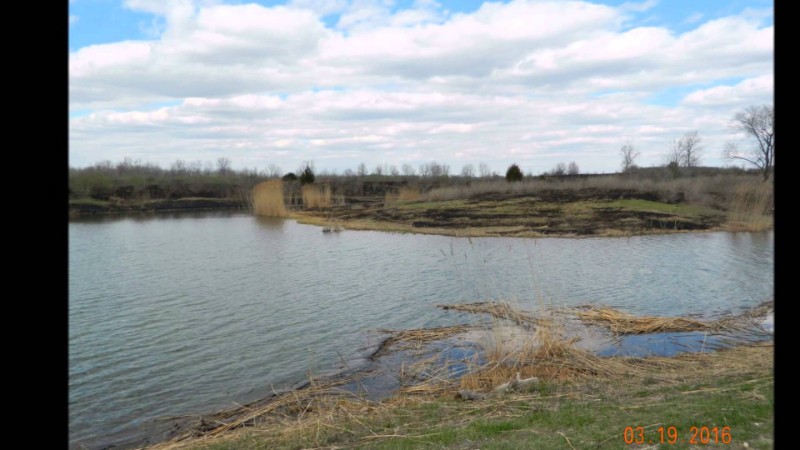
[69,212,773,448]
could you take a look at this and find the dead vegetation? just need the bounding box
[145,301,773,449]
[250,180,287,217]
[561,301,772,335]
[437,302,541,325]
[369,324,476,360]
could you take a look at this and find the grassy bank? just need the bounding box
[70,160,773,238]
[153,343,773,450]
[148,301,773,450]
[292,174,772,237]
[68,197,246,217]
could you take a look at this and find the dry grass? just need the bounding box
[251,180,287,217]
[385,186,422,203]
[562,303,770,335]
[147,376,364,450]
[302,184,333,209]
[725,180,774,231]
[569,306,722,335]
[438,302,541,326]
[146,300,773,449]
[370,324,476,360]
[422,174,768,209]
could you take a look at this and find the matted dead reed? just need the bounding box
[251,180,287,217]
[146,299,773,449]
[370,324,476,360]
[560,304,764,335]
[148,376,366,450]
[438,302,541,326]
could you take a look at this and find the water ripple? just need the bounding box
[69,214,773,447]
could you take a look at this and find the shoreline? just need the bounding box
[79,301,773,450]
[69,191,771,238]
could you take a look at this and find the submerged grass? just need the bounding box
[370,324,476,360]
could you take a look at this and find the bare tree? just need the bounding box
[620,140,640,173]
[461,164,475,178]
[357,162,368,176]
[680,130,703,168]
[373,164,384,176]
[401,163,416,176]
[478,162,492,178]
[421,161,449,177]
[664,138,684,166]
[550,162,567,176]
[418,163,430,177]
[267,163,282,178]
[567,161,579,175]
[725,105,775,181]
[216,157,232,175]
[389,165,399,176]
[171,159,187,174]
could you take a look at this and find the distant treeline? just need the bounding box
[69,158,762,203]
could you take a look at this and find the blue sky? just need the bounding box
[69,1,774,50]
[69,0,773,174]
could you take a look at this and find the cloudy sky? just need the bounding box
[69,0,773,175]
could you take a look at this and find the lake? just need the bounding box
[69,211,773,448]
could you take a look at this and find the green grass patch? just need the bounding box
[396,200,467,210]
[604,199,716,217]
[191,369,772,450]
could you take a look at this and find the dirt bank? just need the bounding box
[69,198,246,217]
[293,188,729,238]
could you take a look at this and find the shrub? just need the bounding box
[506,164,523,182]
[299,165,316,185]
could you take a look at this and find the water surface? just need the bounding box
[69,212,773,447]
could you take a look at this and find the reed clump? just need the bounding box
[726,181,773,231]
[301,184,332,209]
[384,186,422,203]
[251,180,287,217]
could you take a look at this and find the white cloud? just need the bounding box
[682,75,773,107]
[69,15,79,25]
[69,0,774,173]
